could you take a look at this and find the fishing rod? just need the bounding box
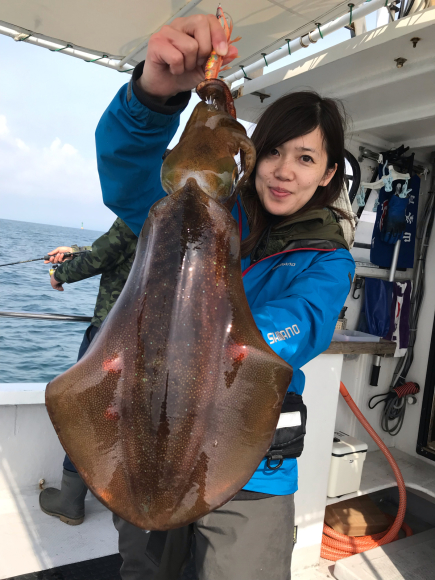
[0,310,92,322]
[0,250,89,268]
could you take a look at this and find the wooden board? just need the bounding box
[325,495,390,536]
[324,339,396,355]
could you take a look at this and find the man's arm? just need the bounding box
[53,218,137,285]
[45,246,92,291]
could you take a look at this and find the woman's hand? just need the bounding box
[44,247,73,264]
[138,14,238,103]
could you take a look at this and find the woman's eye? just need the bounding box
[301,155,314,163]
[270,148,279,156]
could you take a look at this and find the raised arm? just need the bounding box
[96,69,190,236]
[96,16,238,236]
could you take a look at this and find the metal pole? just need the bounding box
[0,311,92,322]
[370,203,403,385]
[0,22,133,73]
[389,239,402,282]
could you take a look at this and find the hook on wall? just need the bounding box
[352,275,364,299]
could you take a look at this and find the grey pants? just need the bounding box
[113,494,295,580]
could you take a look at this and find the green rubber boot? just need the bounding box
[39,469,88,525]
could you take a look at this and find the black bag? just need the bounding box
[265,391,307,469]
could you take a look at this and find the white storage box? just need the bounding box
[327,431,368,498]
[332,330,380,343]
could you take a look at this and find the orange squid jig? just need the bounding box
[204,5,241,80]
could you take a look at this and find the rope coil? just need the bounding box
[322,382,411,561]
[393,381,420,398]
[368,382,420,440]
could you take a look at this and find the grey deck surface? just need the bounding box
[334,528,435,580]
[3,553,198,580]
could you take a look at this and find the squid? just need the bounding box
[45,10,292,531]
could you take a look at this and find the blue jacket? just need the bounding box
[96,83,355,495]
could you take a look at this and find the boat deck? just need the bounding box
[0,485,334,580]
[3,448,435,579]
[0,488,117,579]
[3,554,123,580]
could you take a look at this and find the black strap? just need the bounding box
[233,489,276,500]
[145,531,169,566]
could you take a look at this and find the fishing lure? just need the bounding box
[204,5,241,80]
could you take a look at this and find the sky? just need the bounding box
[0,10,378,232]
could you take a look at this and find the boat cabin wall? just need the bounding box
[334,135,435,463]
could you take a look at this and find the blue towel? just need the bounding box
[359,278,393,337]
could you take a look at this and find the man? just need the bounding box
[39,217,137,525]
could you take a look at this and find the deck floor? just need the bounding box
[0,486,118,579]
[2,554,123,580]
[1,554,199,580]
[5,476,435,580]
[2,554,335,580]
[334,528,435,580]
[0,484,334,580]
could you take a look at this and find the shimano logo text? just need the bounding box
[267,325,300,344]
[273,262,296,270]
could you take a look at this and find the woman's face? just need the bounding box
[254,127,337,216]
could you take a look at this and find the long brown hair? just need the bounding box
[240,91,348,258]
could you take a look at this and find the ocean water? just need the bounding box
[0,219,104,383]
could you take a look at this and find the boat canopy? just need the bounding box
[0,0,366,72]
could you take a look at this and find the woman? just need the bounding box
[96,14,355,580]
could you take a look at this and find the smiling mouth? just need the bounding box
[269,187,292,198]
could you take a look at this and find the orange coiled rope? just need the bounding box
[321,382,412,561]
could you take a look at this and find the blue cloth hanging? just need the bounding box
[359,278,393,337]
[370,167,420,269]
